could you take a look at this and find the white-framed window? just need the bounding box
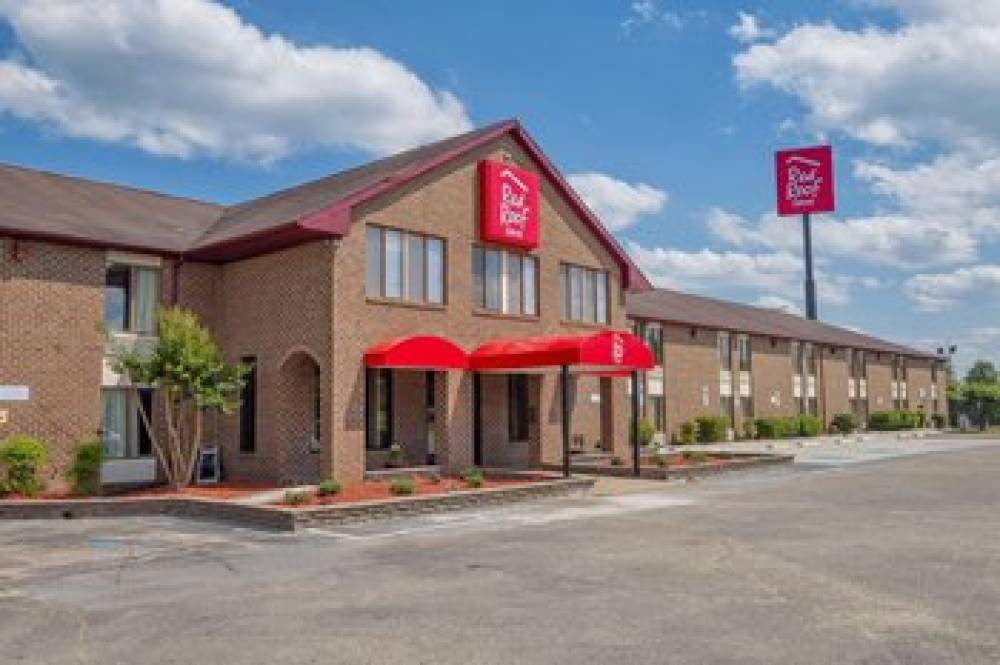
[101,388,153,459]
[104,263,160,334]
[472,247,538,317]
[365,225,445,305]
[559,263,608,324]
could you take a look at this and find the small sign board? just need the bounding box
[776,145,835,216]
[479,159,539,249]
[0,385,29,401]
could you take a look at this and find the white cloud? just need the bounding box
[568,172,667,232]
[625,241,854,306]
[621,1,682,35]
[0,0,471,162]
[904,264,1000,311]
[734,13,1000,151]
[753,295,803,316]
[728,11,775,44]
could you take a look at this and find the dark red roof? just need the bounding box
[626,288,938,360]
[1,119,649,290]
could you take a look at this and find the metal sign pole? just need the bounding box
[802,212,817,320]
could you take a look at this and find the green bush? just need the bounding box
[390,475,414,495]
[317,479,341,497]
[754,417,782,439]
[460,468,485,488]
[0,435,48,497]
[797,415,822,437]
[67,439,102,496]
[931,413,947,429]
[683,451,708,464]
[638,418,655,448]
[695,415,729,443]
[742,418,756,440]
[610,455,624,466]
[678,421,696,445]
[869,410,924,431]
[284,489,308,505]
[386,442,406,468]
[832,413,857,435]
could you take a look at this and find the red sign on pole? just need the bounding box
[775,145,835,216]
[479,160,539,249]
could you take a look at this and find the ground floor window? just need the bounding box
[239,356,257,454]
[720,395,734,423]
[366,368,393,450]
[310,363,321,453]
[101,388,153,459]
[649,395,665,432]
[508,374,530,442]
[739,396,754,418]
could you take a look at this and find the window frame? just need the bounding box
[100,386,154,460]
[104,262,160,335]
[559,262,609,325]
[472,245,539,318]
[239,356,257,455]
[365,225,447,307]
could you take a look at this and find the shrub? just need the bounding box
[638,418,655,448]
[931,413,947,429]
[317,479,341,497]
[869,410,923,431]
[695,415,729,443]
[390,475,414,496]
[0,435,48,497]
[678,421,696,445]
[386,442,406,468]
[742,418,756,440]
[67,439,102,496]
[832,413,857,435]
[461,468,485,488]
[797,415,822,437]
[610,455,624,466]
[428,472,443,484]
[683,451,708,464]
[651,452,668,468]
[284,489,308,505]
[754,417,782,440]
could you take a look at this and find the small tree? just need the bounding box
[116,307,248,490]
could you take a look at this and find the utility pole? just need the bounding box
[802,212,817,320]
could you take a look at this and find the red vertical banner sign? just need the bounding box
[479,160,539,249]
[775,145,835,216]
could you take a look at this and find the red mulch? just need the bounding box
[278,475,546,508]
[1,482,275,501]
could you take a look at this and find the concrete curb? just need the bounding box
[0,476,595,532]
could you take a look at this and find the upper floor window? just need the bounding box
[717,331,732,370]
[104,263,159,335]
[366,226,444,305]
[559,263,608,324]
[892,355,907,381]
[472,247,537,317]
[640,323,663,365]
[802,342,816,376]
[931,360,939,383]
[849,349,867,379]
[736,334,751,372]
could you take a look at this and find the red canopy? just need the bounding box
[469,330,654,371]
[364,335,467,370]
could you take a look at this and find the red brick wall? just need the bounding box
[0,238,105,478]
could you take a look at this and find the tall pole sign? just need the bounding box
[775,145,835,320]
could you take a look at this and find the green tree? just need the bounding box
[965,361,998,385]
[115,307,248,489]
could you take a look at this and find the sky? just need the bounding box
[0,0,997,374]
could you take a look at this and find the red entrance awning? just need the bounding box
[468,330,654,371]
[363,335,467,370]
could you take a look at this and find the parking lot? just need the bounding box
[2,437,999,664]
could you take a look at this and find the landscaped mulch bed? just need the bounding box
[1,481,274,502]
[276,474,549,507]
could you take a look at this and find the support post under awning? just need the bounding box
[631,369,640,478]
[561,364,570,478]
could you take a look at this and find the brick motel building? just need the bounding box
[0,119,947,487]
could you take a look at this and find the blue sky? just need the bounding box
[0,0,997,373]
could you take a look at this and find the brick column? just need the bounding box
[441,370,474,472]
